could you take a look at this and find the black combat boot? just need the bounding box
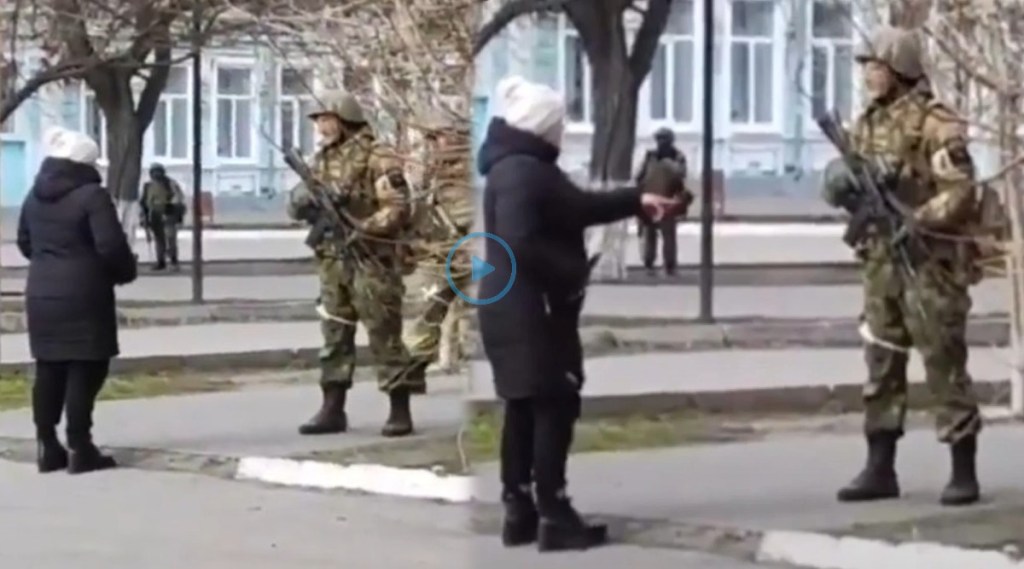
[940,435,980,506]
[67,442,117,474]
[36,432,68,474]
[501,487,539,547]
[837,431,901,502]
[151,261,166,271]
[298,384,348,435]
[536,491,608,552]
[381,387,414,438]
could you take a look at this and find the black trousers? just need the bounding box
[500,394,581,511]
[640,217,678,270]
[32,360,110,449]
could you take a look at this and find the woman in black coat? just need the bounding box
[16,127,137,475]
[476,77,680,552]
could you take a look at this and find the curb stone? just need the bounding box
[1,435,1018,569]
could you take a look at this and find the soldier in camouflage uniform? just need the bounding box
[402,113,474,382]
[286,89,418,438]
[822,26,982,506]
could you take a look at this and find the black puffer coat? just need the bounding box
[476,119,642,400]
[17,157,137,361]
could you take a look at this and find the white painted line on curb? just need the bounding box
[234,457,474,503]
[756,530,1024,569]
[136,223,845,241]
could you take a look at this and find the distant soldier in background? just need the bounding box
[140,163,186,271]
[286,89,418,438]
[402,111,474,382]
[635,128,692,276]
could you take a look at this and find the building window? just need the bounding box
[562,31,593,124]
[215,65,254,160]
[650,0,697,124]
[152,66,191,161]
[82,87,108,161]
[809,0,854,121]
[729,0,776,125]
[279,67,316,155]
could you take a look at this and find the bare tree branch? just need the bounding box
[472,0,568,56]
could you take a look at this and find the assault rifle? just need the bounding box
[815,109,927,279]
[282,146,382,271]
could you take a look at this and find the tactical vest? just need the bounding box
[853,94,1007,283]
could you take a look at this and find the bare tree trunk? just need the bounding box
[587,37,639,281]
[104,106,145,202]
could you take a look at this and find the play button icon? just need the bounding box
[445,231,517,306]
[471,255,495,282]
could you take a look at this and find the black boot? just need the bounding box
[837,431,901,502]
[536,492,608,552]
[381,388,414,438]
[298,384,348,435]
[67,442,117,474]
[501,487,539,547]
[940,435,980,506]
[36,435,68,473]
[151,261,166,271]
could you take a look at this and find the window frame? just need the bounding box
[803,0,864,134]
[212,58,258,164]
[149,65,193,164]
[557,16,594,134]
[644,0,702,133]
[725,0,786,134]
[80,83,109,165]
[276,65,318,160]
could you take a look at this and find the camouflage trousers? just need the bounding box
[403,253,472,377]
[316,257,421,394]
[860,256,981,444]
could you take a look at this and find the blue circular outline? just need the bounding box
[445,232,517,306]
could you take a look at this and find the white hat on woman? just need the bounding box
[495,75,566,148]
[43,126,101,166]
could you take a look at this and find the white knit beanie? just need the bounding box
[43,126,100,166]
[495,75,566,148]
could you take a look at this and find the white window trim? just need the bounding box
[724,0,787,135]
[556,16,595,135]
[642,1,703,135]
[211,57,258,165]
[80,83,109,166]
[147,65,194,165]
[802,0,865,134]
[275,65,320,163]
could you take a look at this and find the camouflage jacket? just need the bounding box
[421,150,474,235]
[311,127,411,259]
[850,89,976,261]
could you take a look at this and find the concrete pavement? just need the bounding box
[466,347,1014,415]
[0,278,1011,317]
[1,223,856,269]
[0,459,776,569]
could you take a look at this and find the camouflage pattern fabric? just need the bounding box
[402,131,474,371]
[312,125,419,394]
[849,88,981,443]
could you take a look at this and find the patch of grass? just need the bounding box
[304,410,760,475]
[0,370,237,412]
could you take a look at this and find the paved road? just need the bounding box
[474,423,1024,538]
[1,223,854,268]
[0,460,772,569]
[3,276,1005,315]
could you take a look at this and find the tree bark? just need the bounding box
[104,107,145,203]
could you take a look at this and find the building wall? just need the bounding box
[2,44,327,207]
[474,0,878,196]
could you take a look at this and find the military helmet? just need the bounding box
[654,127,675,142]
[854,26,925,81]
[821,157,859,211]
[149,163,166,175]
[308,89,366,123]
